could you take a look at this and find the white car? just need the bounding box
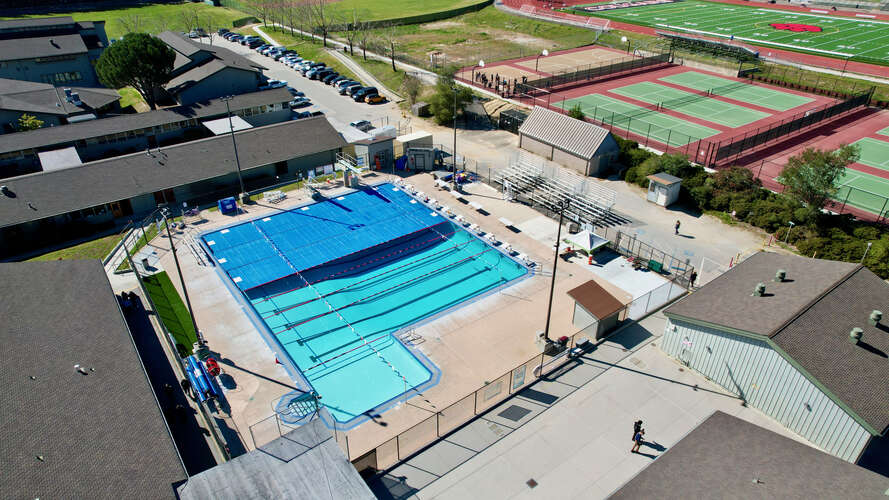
[260,79,287,90]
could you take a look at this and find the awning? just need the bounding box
[564,230,608,253]
[202,115,252,135]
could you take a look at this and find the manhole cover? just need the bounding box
[498,405,532,422]
[526,479,538,488]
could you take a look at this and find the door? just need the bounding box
[657,186,668,206]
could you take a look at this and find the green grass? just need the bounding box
[556,93,720,146]
[2,4,250,40]
[116,224,160,271]
[609,81,771,128]
[318,0,486,22]
[563,0,889,64]
[142,271,199,355]
[658,71,813,111]
[117,86,148,112]
[26,232,122,262]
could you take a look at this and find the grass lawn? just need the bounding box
[2,4,250,40]
[355,5,597,69]
[318,0,486,22]
[142,271,199,355]
[117,224,160,271]
[26,232,122,262]
[117,86,148,113]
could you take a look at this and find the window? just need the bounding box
[275,161,288,176]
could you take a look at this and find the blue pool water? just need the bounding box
[202,184,528,424]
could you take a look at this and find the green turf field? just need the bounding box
[852,137,889,172]
[565,0,889,63]
[836,170,889,217]
[142,271,198,354]
[609,81,771,127]
[659,71,814,111]
[877,126,889,137]
[556,93,720,146]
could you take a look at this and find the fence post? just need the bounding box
[840,188,852,213]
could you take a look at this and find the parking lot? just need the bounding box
[210,34,400,131]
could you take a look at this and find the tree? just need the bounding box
[779,144,860,221]
[356,23,373,61]
[17,113,44,132]
[428,68,473,126]
[379,23,400,72]
[342,9,361,55]
[96,33,175,110]
[400,73,422,106]
[567,103,584,120]
[310,0,331,47]
[117,13,144,34]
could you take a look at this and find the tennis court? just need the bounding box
[609,81,772,128]
[852,137,889,172]
[877,126,889,137]
[836,170,889,217]
[556,93,721,146]
[659,71,814,111]
[565,0,889,62]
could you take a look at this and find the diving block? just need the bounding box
[485,233,499,245]
[469,201,484,212]
[449,190,464,200]
[498,217,514,227]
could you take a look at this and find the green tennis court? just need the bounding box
[852,137,889,172]
[556,93,720,146]
[876,126,889,137]
[609,81,771,128]
[836,170,889,217]
[659,71,814,111]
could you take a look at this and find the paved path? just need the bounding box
[369,313,810,499]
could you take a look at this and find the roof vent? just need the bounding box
[849,328,863,345]
[70,92,81,106]
[1,185,9,196]
[774,269,786,282]
[869,310,883,327]
[63,88,72,97]
[752,283,766,297]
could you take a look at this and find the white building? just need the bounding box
[661,252,887,465]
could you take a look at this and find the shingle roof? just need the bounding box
[0,88,291,154]
[665,252,858,337]
[0,16,75,31]
[0,78,120,115]
[0,33,87,61]
[157,31,203,58]
[0,117,345,228]
[0,260,186,499]
[518,106,611,160]
[611,411,889,500]
[665,252,889,433]
[567,279,625,319]
[165,60,251,95]
[648,172,681,185]
[178,418,374,500]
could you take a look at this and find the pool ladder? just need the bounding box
[400,329,425,345]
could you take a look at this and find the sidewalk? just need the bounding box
[369,313,811,499]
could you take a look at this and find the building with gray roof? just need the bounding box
[517,106,618,177]
[157,31,266,106]
[661,251,889,464]
[0,16,108,86]
[0,78,120,131]
[0,117,345,258]
[0,87,291,179]
[0,260,187,498]
[611,411,889,500]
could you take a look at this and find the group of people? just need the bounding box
[472,72,530,98]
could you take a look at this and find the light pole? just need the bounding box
[452,86,458,192]
[784,220,795,244]
[542,199,569,342]
[162,209,200,344]
[534,49,549,73]
[621,36,630,54]
[221,96,246,202]
[861,241,872,264]
[471,59,485,83]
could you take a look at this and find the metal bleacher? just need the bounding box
[494,153,617,227]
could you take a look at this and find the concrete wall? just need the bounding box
[0,55,98,86]
[551,147,588,175]
[175,68,261,105]
[518,135,551,160]
[572,302,598,339]
[662,318,874,462]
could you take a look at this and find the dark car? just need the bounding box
[218,28,230,35]
[344,83,363,96]
[352,86,377,102]
[321,73,340,84]
[329,76,347,86]
[301,63,325,76]
[311,68,333,80]
[247,39,264,49]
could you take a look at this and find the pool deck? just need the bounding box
[152,172,644,459]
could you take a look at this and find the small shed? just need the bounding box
[518,106,618,177]
[567,279,626,340]
[646,172,682,207]
[395,130,433,157]
[353,135,394,172]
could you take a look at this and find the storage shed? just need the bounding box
[567,279,626,340]
[646,172,681,207]
[517,106,618,177]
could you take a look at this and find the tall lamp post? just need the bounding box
[221,95,246,202]
[471,59,485,83]
[621,36,631,54]
[861,241,872,264]
[452,86,458,192]
[542,199,569,342]
[534,49,549,73]
[784,220,795,244]
[162,209,200,343]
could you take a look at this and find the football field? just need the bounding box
[565,0,889,63]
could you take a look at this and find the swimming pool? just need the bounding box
[202,183,528,424]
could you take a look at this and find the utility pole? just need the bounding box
[452,87,458,192]
[543,200,569,342]
[162,209,200,343]
[221,96,246,201]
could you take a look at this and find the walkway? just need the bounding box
[369,313,812,499]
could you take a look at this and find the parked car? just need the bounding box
[349,120,374,132]
[242,36,260,45]
[306,67,329,79]
[310,110,325,117]
[344,83,363,96]
[289,97,311,108]
[329,76,348,86]
[365,94,386,104]
[247,39,264,49]
[352,87,377,102]
[322,73,340,84]
[218,28,230,35]
[291,111,312,120]
[302,63,325,76]
[318,71,338,83]
[260,79,287,90]
[336,79,357,90]
[286,86,301,96]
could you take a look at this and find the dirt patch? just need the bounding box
[422,20,465,30]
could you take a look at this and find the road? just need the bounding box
[208,36,403,130]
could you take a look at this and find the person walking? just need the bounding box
[633,420,643,441]
[674,220,681,235]
[631,428,645,453]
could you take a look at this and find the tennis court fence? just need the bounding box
[515,51,671,96]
